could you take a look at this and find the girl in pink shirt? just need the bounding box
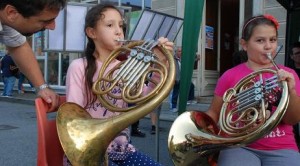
[64,3,173,166]
[204,15,300,166]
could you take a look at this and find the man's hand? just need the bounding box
[37,88,59,111]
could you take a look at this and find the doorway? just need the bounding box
[219,0,240,75]
[197,0,239,97]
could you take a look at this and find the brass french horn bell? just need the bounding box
[168,68,289,166]
[56,39,175,166]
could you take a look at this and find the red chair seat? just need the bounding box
[35,96,66,166]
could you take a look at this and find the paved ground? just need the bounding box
[0,90,211,122]
[0,101,37,166]
[0,90,210,166]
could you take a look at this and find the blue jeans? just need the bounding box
[2,76,16,96]
[171,81,195,108]
[169,89,173,109]
[18,73,33,90]
[171,81,180,108]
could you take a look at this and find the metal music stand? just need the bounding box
[129,9,183,42]
[129,9,183,162]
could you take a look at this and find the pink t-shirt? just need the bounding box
[66,58,136,158]
[215,63,300,151]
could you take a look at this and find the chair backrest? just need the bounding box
[35,96,66,166]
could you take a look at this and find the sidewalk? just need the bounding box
[0,90,211,122]
[0,90,212,165]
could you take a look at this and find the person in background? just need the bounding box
[197,14,300,166]
[150,105,161,135]
[131,90,160,136]
[131,120,146,137]
[18,72,35,94]
[1,51,18,97]
[130,104,146,137]
[65,3,173,165]
[232,50,248,66]
[0,0,66,110]
[290,42,300,76]
[289,41,300,150]
[170,46,196,113]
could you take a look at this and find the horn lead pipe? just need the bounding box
[266,53,279,71]
[266,45,283,71]
[115,39,139,43]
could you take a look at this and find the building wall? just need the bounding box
[263,0,287,65]
[152,0,176,15]
[151,0,183,47]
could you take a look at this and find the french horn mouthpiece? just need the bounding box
[266,52,279,70]
[115,39,139,43]
[266,52,272,59]
[115,39,127,42]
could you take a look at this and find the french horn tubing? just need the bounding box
[56,39,175,166]
[168,68,289,166]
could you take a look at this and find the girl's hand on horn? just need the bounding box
[153,37,174,64]
[158,37,174,52]
[277,69,296,92]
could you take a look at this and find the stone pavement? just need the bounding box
[0,90,212,122]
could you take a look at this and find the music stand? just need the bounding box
[129,9,183,162]
[129,9,183,42]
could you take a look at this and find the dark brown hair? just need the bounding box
[0,0,66,18]
[242,15,278,41]
[83,3,123,109]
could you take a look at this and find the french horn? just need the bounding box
[56,39,175,166]
[168,68,289,166]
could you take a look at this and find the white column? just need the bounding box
[253,0,263,15]
[142,0,145,9]
[239,0,245,50]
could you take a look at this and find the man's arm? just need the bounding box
[8,42,44,87]
[7,41,59,111]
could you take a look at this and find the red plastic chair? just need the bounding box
[35,96,66,166]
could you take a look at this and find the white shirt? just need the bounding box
[0,21,26,47]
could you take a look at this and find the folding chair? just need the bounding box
[35,96,66,166]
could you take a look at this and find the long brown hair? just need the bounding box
[83,3,123,109]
